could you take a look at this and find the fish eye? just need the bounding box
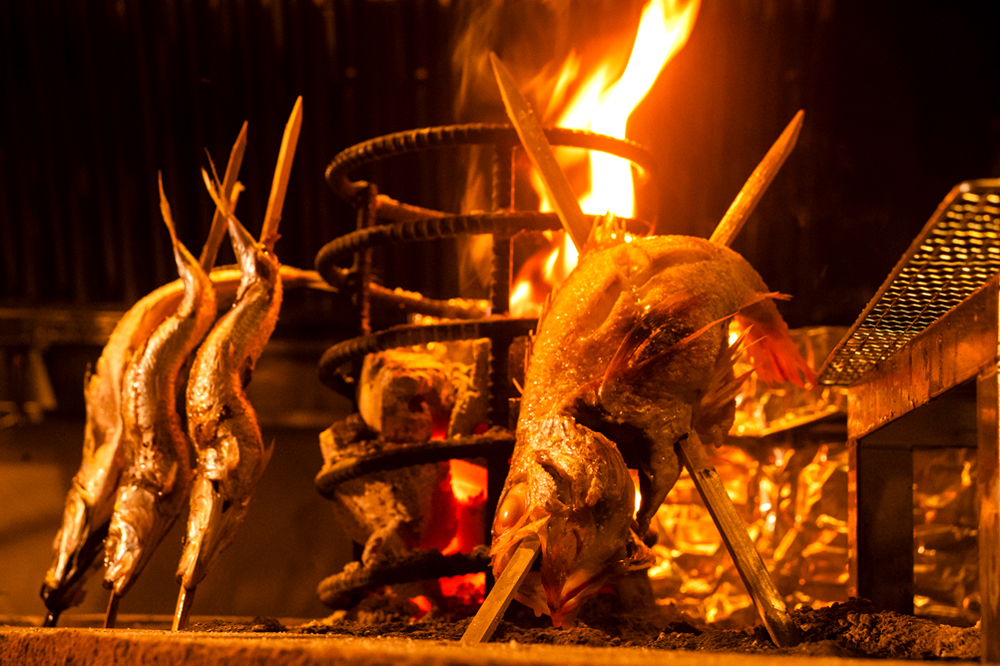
[495,483,527,534]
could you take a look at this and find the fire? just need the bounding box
[511,0,700,316]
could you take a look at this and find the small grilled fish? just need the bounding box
[174,213,282,628]
[102,188,218,612]
[40,265,326,624]
[491,232,813,626]
[39,279,185,623]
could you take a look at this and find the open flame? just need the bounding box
[511,0,700,317]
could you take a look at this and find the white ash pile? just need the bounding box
[318,339,491,570]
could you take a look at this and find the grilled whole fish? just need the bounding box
[175,215,282,606]
[102,201,217,602]
[40,265,323,624]
[40,280,184,621]
[490,233,813,626]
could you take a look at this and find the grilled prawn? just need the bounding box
[490,231,813,626]
[173,213,282,630]
[101,186,218,622]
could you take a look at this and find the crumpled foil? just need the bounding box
[645,326,980,627]
[730,326,848,438]
[645,327,852,625]
[647,437,851,627]
[913,447,979,626]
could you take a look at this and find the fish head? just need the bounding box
[41,489,107,613]
[491,415,651,626]
[227,215,280,291]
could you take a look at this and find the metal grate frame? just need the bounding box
[819,179,1000,386]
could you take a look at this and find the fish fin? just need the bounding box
[585,213,632,252]
[158,174,200,274]
[601,290,708,390]
[694,326,754,444]
[736,296,815,388]
[262,438,276,471]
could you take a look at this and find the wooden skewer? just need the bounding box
[490,52,591,251]
[173,586,195,631]
[260,96,303,252]
[676,431,801,647]
[461,538,541,644]
[103,591,121,629]
[200,121,248,270]
[709,110,804,247]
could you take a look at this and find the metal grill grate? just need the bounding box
[819,179,1000,386]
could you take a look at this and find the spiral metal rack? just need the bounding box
[311,123,657,607]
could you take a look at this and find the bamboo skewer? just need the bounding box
[260,96,303,252]
[490,53,591,251]
[104,591,121,629]
[200,121,248,270]
[461,538,541,644]
[709,110,804,247]
[676,432,801,646]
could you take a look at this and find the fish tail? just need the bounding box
[736,297,815,388]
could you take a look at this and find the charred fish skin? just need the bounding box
[103,230,217,599]
[177,215,282,594]
[491,234,813,625]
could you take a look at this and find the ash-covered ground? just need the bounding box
[188,592,980,660]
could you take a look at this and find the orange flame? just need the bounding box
[512,0,700,317]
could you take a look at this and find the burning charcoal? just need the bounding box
[318,419,459,568]
[444,339,490,438]
[358,349,453,442]
[357,340,489,442]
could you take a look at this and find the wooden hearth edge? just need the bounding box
[0,626,891,666]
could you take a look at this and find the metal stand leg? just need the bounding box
[977,365,1000,663]
[850,439,913,614]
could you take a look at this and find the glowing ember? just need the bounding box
[511,0,700,316]
[439,572,486,606]
[439,459,486,557]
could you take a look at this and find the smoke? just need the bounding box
[448,0,644,299]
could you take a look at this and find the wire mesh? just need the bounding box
[819,179,1000,386]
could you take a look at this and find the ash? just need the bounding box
[284,594,980,660]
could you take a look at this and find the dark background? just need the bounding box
[2,0,998,329]
[1,0,999,621]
